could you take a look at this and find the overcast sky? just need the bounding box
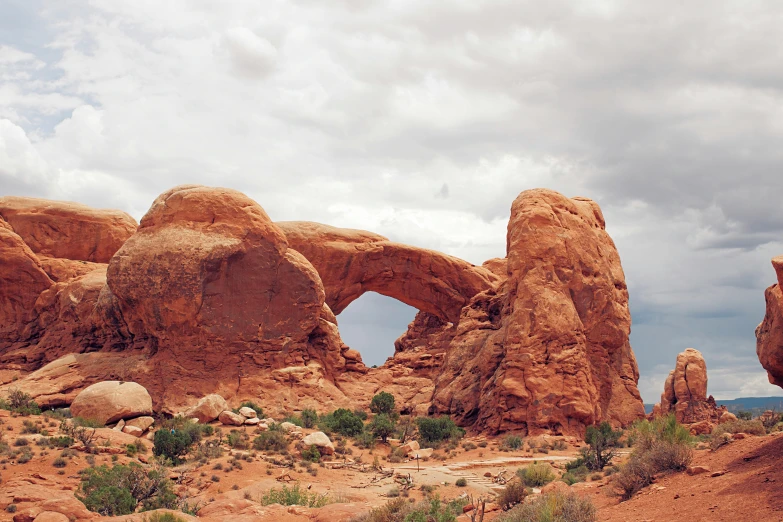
[2,1,783,403]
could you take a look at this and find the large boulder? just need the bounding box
[0,196,137,263]
[757,256,783,388]
[302,431,335,455]
[70,381,153,425]
[218,410,245,426]
[182,394,229,423]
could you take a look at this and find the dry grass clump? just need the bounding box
[497,480,527,511]
[712,420,765,437]
[517,463,555,487]
[496,490,596,522]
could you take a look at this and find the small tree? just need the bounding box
[582,421,623,471]
[370,392,396,415]
[301,409,318,429]
[369,413,396,443]
[153,429,193,464]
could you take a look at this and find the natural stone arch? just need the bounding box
[276,221,500,324]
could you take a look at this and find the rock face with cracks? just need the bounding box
[757,256,783,388]
[0,186,644,435]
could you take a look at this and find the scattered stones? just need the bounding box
[69,381,153,425]
[218,410,245,426]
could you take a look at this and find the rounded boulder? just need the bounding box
[70,381,153,425]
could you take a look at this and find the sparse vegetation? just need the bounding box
[455,478,467,487]
[77,462,177,515]
[301,444,321,463]
[415,416,464,446]
[497,481,527,511]
[239,401,264,417]
[712,419,765,437]
[581,421,622,471]
[253,431,289,452]
[500,435,524,451]
[350,496,467,522]
[301,408,318,429]
[517,463,555,487]
[496,490,596,522]
[259,483,331,507]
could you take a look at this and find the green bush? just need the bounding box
[319,408,364,437]
[53,457,67,468]
[226,430,248,449]
[455,478,467,487]
[497,481,527,511]
[302,444,321,463]
[354,431,377,449]
[517,463,555,487]
[77,463,176,515]
[369,413,396,443]
[736,411,753,420]
[561,463,589,485]
[370,392,396,415]
[500,435,524,450]
[712,419,766,437]
[253,431,289,452]
[301,409,318,428]
[50,436,74,448]
[3,389,41,415]
[282,415,303,427]
[582,421,622,471]
[415,416,464,445]
[259,484,330,507]
[153,429,193,464]
[496,490,596,522]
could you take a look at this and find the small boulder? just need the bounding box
[239,407,257,419]
[400,440,420,454]
[688,420,715,436]
[302,431,335,455]
[280,421,299,432]
[687,465,710,475]
[219,410,245,426]
[70,381,153,425]
[112,419,126,431]
[122,425,144,437]
[183,394,229,423]
[244,417,261,425]
[732,432,748,440]
[32,512,70,522]
[411,448,433,458]
[541,480,571,495]
[719,411,738,424]
[125,416,155,432]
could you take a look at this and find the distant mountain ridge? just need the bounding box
[644,396,783,415]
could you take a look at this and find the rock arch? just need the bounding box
[276,221,501,323]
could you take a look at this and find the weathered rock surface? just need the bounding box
[0,196,137,263]
[657,348,727,424]
[238,406,257,418]
[0,186,644,435]
[182,394,229,423]
[218,410,245,426]
[125,416,155,432]
[416,190,645,433]
[277,221,500,323]
[69,381,153,425]
[302,431,335,455]
[757,256,783,388]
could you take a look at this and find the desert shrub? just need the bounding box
[497,481,527,511]
[517,463,555,487]
[3,389,41,415]
[143,513,187,522]
[53,457,67,468]
[386,486,400,498]
[50,436,74,448]
[193,439,223,460]
[21,420,41,434]
[301,409,318,429]
[736,410,753,420]
[455,478,467,487]
[612,415,694,500]
[582,422,622,471]
[239,401,264,417]
[712,419,766,437]
[350,497,412,522]
[395,415,417,443]
[369,413,396,443]
[496,490,596,522]
[561,466,589,485]
[153,429,193,464]
[354,409,369,421]
[500,435,524,451]
[301,444,321,463]
[6,504,17,513]
[14,437,29,447]
[370,392,396,415]
[551,439,568,451]
[226,430,248,449]
[462,442,477,451]
[259,483,330,507]
[415,416,464,445]
[319,409,364,437]
[72,417,103,428]
[253,431,289,452]
[77,462,176,515]
[282,414,303,427]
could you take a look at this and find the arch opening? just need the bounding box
[336,291,417,368]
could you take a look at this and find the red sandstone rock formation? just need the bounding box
[0,196,137,263]
[656,348,727,426]
[277,221,499,323]
[0,186,644,435]
[757,256,783,388]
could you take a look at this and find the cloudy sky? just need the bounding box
[3,1,783,403]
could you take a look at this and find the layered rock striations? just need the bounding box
[0,186,645,434]
[757,256,783,388]
[656,348,726,425]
